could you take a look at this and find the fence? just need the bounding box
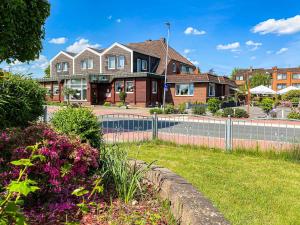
[99,113,300,151]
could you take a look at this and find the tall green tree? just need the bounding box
[44,65,50,78]
[230,67,239,79]
[0,0,50,63]
[250,72,271,88]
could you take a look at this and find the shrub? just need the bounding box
[103,101,111,107]
[119,91,127,105]
[0,73,46,129]
[287,111,300,120]
[214,109,223,117]
[222,108,234,117]
[51,107,102,148]
[192,105,206,115]
[260,98,274,113]
[164,104,175,114]
[290,97,300,106]
[282,90,300,101]
[149,108,163,114]
[177,103,186,114]
[234,108,249,118]
[207,98,221,114]
[116,102,124,107]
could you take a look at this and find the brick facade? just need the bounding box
[74,49,101,74]
[51,53,73,77]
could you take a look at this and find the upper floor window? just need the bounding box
[236,75,244,81]
[115,80,123,92]
[208,83,216,97]
[152,80,157,94]
[125,81,134,93]
[175,83,194,96]
[292,83,300,88]
[172,63,176,73]
[277,83,287,90]
[277,74,287,80]
[56,62,68,72]
[292,74,300,79]
[137,58,142,72]
[181,65,192,74]
[142,60,147,71]
[80,59,93,69]
[108,56,116,69]
[117,55,125,69]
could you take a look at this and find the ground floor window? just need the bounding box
[175,83,194,96]
[115,80,124,92]
[209,83,216,96]
[152,80,157,94]
[277,83,287,90]
[53,83,59,95]
[125,81,134,93]
[64,79,87,101]
[292,83,300,88]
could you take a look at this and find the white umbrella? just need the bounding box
[250,85,276,95]
[277,86,299,95]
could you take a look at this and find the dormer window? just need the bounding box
[56,62,68,72]
[56,63,62,72]
[172,63,176,73]
[117,55,125,69]
[81,59,93,69]
[63,62,68,71]
[142,60,147,71]
[137,58,141,72]
[108,56,116,69]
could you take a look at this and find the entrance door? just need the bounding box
[91,84,98,105]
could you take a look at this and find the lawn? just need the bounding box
[122,141,300,225]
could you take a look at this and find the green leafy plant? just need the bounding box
[0,73,46,129]
[149,108,163,114]
[116,102,124,107]
[119,91,127,105]
[51,107,102,148]
[287,111,300,120]
[260,98,274,113]
[177,103,186,114]
[103,101,111,107]
[63,87,76,105]
[249,72,271,88]
[207,98,221,114]
[282,90,300,101]
[0,144,44,225]
[164,104,175,114]
[234,108,249,118]
[222,108,234,117]
[192,105,206,115]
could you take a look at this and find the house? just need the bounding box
[38,38,235,106]
[233,67,300,91]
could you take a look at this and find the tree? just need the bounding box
[44,65,50,78]
[250,72,271,88]
[230,67,239,79]
[0,0,50,63]
[63,87,76,105]
[119,91,127,105]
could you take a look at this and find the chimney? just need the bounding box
[160,37,166,43]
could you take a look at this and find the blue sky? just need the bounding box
[2,0,300,77]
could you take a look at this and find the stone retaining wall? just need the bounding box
[131,160,230,225]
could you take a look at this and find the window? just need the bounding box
[53,84,59,95]
[236,75,244,81]
[80,59,93,69]
[292,83,300,88]
[180,65,192,74]
[142,60,147,70]
[115,80,123,92]
[56,63,62,72]
[137,58,141,72]
[125,81,134,93]
[108,56,116,69]
[189,67,194,74]
[292,74,300,79]
[62,62,68,71]
[172,63,176,73]
[117,55,125,69]
[175,83,194,96]
[152,81,157,94]
[209,83,216,97]
[64,79,87,101]
[277,74,287,80]
[277,83,287,90]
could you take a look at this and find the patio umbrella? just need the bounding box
[277,86,299,95]
[250,85,276,95]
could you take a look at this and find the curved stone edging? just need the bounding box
[131,160,230,225]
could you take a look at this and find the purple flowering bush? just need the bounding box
[0,123,100,223]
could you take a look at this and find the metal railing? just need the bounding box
[99,113,300,150]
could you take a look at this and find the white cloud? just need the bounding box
[107,15,112,20]
[252,15,300,35]
[116,18,121,23]
[250,56,256,60]
[49,37,67,44]
[183,49,194,54]
[266,50,273,54]
[216,42,240,51]
[276,47,288,55]
[190,60,199,66]
[246,40,262,51]
[184,27,206,35]
[66,38,101,53]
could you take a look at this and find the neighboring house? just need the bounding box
[233,67,300,91]
[38,38,235,106]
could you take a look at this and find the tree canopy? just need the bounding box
[0,0,50,63]
[44,65,50,78]
[250,72,271,88]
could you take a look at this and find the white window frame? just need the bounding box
[277,74,287,80]
[125,81,134,93]
[64,79,87,101]
[53,83,59,95]
[108,56,116,70]
[208,83,216,97]
[175,83,194,96]
[142,60,147,71]
[172,62,176,73]
[292,83,300,88]
[292,74,300,80]
[56,63,62,72]
[152,80,157,94]
[114,80,123,93]
[236,75,244,81]
[277,83,287,90]
[62,62,68,71]
[117,55,125,69]
[137,58,141,72]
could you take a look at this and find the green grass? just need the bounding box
[121,140,300,225]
